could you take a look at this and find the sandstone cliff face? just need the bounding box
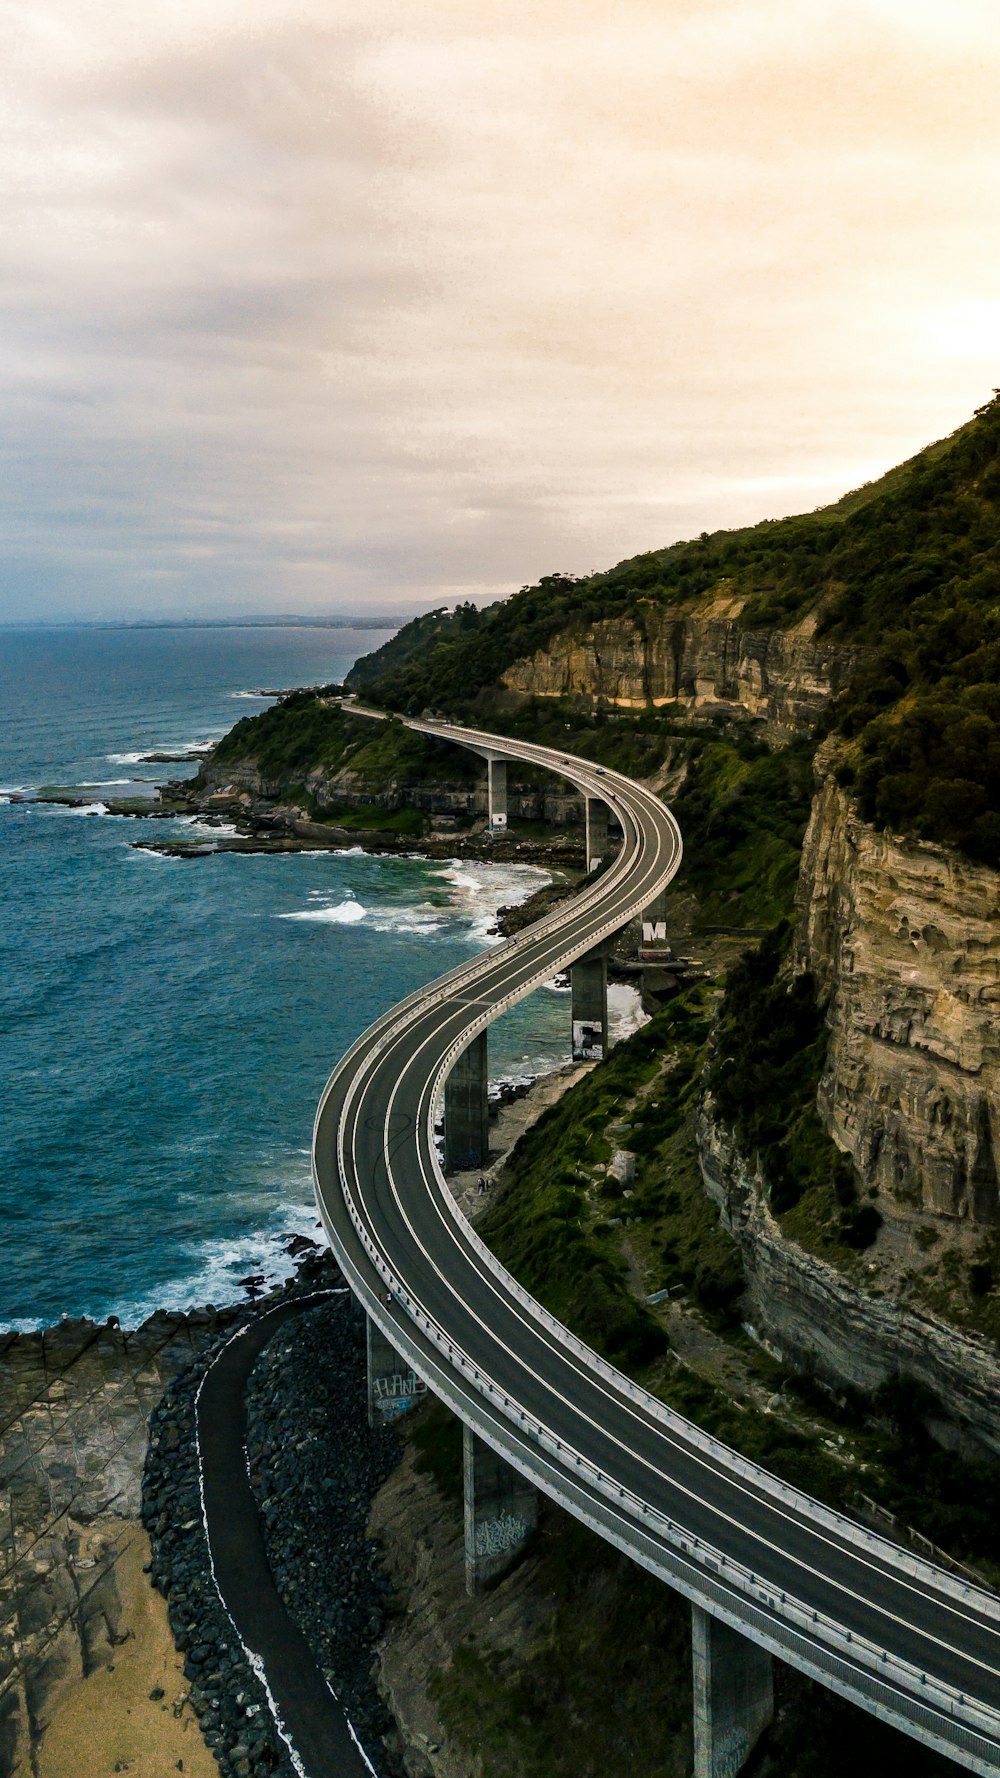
[698,1107,1000,1454]
[501,593,865,738]
[797,746,1000,1223]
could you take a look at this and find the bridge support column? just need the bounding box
[692,1606,773,1778]
[585,796,610,872]
[463,1426,538,1595]
[571,946,608,1061]
[639,888,671,961]
[487,756,507,829]
[366,1316,426,1426]
[444,1031,490,1172]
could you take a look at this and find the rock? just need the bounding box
[500,596,865,739]
[698,1105,1000,1454]
[797,741,1000,1222]
[142,1287,402,1778]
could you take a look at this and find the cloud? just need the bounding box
[1,1,999,620]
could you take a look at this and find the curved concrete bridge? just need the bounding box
[313,717,1000,1777]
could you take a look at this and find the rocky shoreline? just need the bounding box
[6,775,588,868]
[0,1045,589,1778]
[0,1297,245,1777]
[5,772,689,995]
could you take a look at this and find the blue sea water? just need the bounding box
[0,626,621,1329]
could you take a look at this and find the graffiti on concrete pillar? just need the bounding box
[572,1020,603,1061]
[639,918,671,962]
[372,1371,427,1420]
[474,1512,530,1558]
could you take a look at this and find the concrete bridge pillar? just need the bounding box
[463,1426,538,1594]
[571,946,608,1061]
[692,1606,774,1778]
[585,796,611,872]
[487,756,508,829]
[366,1316,426,1427]
[444,1030,490,1172]
[639,888,672,961]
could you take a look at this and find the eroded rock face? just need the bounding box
[501,594,865,738]
[697,1108,1000,1454]
[0,1311,226,1775]
[797,748,1000,1222]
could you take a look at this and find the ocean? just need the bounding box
[0,625,639,1329]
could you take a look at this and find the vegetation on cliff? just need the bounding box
[708,926,879,1249]
[477,990,1000,1581]
[211,393,1000,854]
[344,392,1000,860]
[664,733,814,930]
[208,698,469,788]
[344,601,484,688]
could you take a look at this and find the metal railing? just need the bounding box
[314,719,1000,1774]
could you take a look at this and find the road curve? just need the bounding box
[313,719,1000,1776]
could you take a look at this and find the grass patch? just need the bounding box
[477,1002,720,1368]
[707,925,876,1263]
[408,1398,465,1501]
[209,700,478,795]
[430,1515,693,1778]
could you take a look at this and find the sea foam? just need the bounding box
[279,899,367,925]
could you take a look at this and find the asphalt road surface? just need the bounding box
[314,719,1000,1776]
[197,1293,377,1778]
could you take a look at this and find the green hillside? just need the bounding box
[346,392,1000,861]
[346,601,485,688]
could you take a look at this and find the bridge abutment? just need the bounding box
[691,1605,774,1778]
[571,946,608,1060]
[585,796,611,872]
[463,1425,538,1594]
[444,1030,490,1171]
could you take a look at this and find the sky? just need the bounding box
[2,0,1000,624]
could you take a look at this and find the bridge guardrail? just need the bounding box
[405,736,1000,1621]
[334,1190,1000,1759]
[315,722,1000,1771]
[326,1205,1000,1775]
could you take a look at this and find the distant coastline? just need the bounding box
[0,615,409,631]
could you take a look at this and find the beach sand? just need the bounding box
[34,1523,215,1778]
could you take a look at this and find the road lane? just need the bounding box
[314,718,1000,1774]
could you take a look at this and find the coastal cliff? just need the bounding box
[796,743,1000,1225]
[196,749,583,830]
[697,1105,1000,1455]
[679,730,1000,1456]
[501,596,864,738]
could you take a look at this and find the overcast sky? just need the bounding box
[2,0,999,622]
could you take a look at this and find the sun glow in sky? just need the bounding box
[2,0,1000,621]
